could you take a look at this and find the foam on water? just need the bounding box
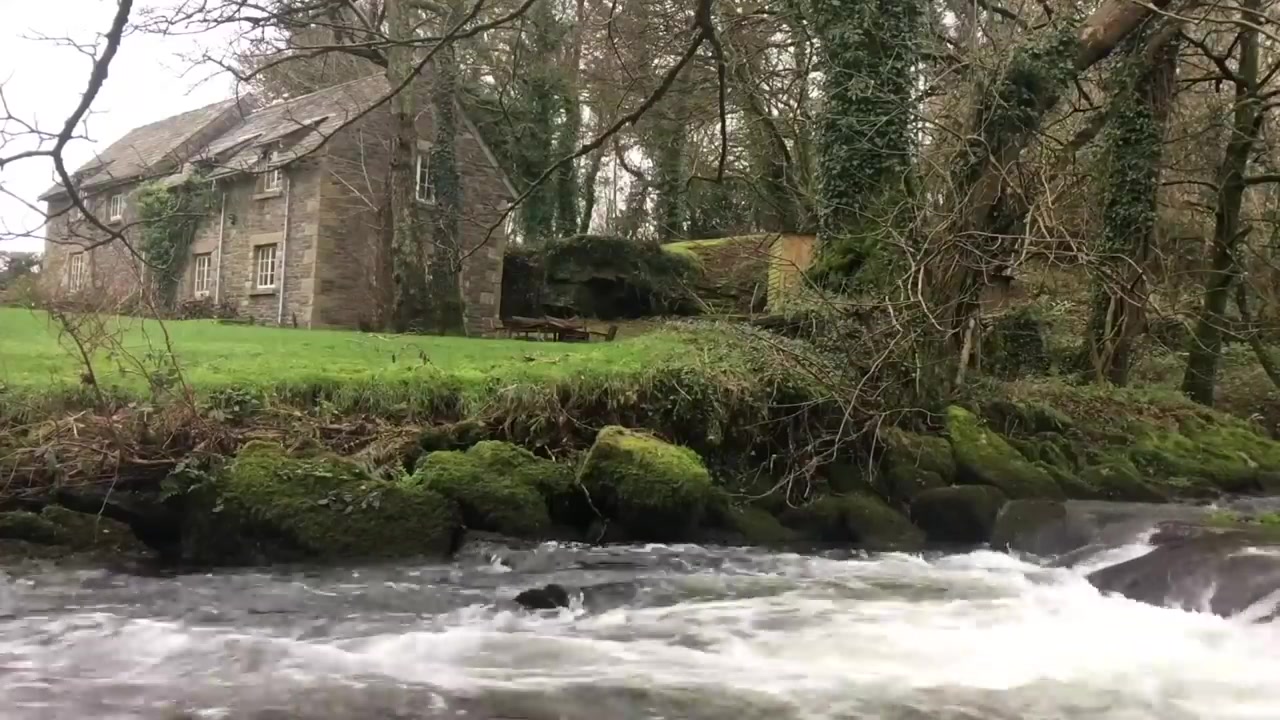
[1,543,1279,719]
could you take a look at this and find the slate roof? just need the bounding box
[40,75,406,200]
[39,98,244,200]
[42,74,518,204]
[200,75,390,178]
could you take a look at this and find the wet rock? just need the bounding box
[578,426,716,541]
[0,506,146,556]
[723,506,798,547]
[910,485,1008,544]
[990,500,1094,556]
[410,441,577,538]
[785,494,924,550]
[514,583,571,610]
[946,406,1065,499]
[1079,458,1170,503]
[1088,525,1280,619]
[874,428,953,502]
[180,441,460,565]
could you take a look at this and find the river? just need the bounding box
[1,533,1278,719]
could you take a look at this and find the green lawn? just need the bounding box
[0,307,692,396]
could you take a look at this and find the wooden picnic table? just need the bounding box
[500,315,616,343]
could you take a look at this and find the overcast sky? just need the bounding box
[0,0,238,252]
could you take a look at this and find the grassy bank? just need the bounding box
[0,308,679,394]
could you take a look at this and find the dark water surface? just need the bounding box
[1,535,1278,719]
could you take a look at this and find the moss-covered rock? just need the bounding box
[784,494,924,549]
[411,441,576,538]
[1036,461,1104,500]
[0,511,64,545]
[725,506,799,546]
[1079,458,1171,503]
[875,428,954,502]
[1127,417,1280,494]
[578,426,716,541]
[910,485,1009,544]
[946,406,1065,499]
[182,442,459,564]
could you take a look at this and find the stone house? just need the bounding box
[39,75,516,333]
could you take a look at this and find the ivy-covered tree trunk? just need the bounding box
[810,0,920,287]
[652,95,688,241]
[426,2,468,336]
[930,0,1174,385]
[1182,0,1263,405]
[552,0,586,238]
[515,3,564,244]
[386,0,430,333]
[1085,31,1179,386]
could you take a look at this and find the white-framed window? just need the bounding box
[193,253,212,296]
[263,151,284,192]
[108,193,125,221]
[415,151,434,203]
[68,252,87,292]
[254,244,278,289]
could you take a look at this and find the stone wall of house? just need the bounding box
[313,101,510,334]
[42,188,146,306]
[180,162,322,326]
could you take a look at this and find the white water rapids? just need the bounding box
[1,539,1278,719]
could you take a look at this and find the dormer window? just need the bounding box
[108,193,125,222]
[263,151,284,192]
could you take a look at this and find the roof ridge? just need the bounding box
[247,73,384,116]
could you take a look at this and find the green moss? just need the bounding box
[1036,461,1102,500]
[910,485,1008,544]
[786,494,923,549]
[725,506,798,546]
[876,428,954,502]
[1079,457,1170,503]
[412,441,576,537]
[578,426,716,541]
[1127,417,1280,493]
[0,506,142,553]
[0,511,64,545]
[946,406,1065,499]
[183,441,459,564]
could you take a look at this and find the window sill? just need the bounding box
[108,217,124,225]
[249,287,278,297]
[254,190,283,200]
[415,197,437,207]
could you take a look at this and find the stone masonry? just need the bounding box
[41,76,515,334]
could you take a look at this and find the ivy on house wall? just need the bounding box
[135,174,211,310]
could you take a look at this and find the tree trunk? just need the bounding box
[930,0,1175,381]
[1181,0,1262,405]
[579,144,605,235]
[1085,30,1179,386]
[386,0,430,333]
[425,1,468,336]
[553,0,587,238]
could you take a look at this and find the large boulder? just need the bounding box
[875,428,954,502]
[1088,524,1280,619]
[784,494,924,550]
[578,426,717,541]
[910,485,1008,544]
[180,442,459,564]
[989,499,1094,556]
[724,506,799,546]
[946,406,1065,499]
[411,441,577,538]
[0,506,145,557]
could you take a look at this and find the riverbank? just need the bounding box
[6,307,1280,566]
